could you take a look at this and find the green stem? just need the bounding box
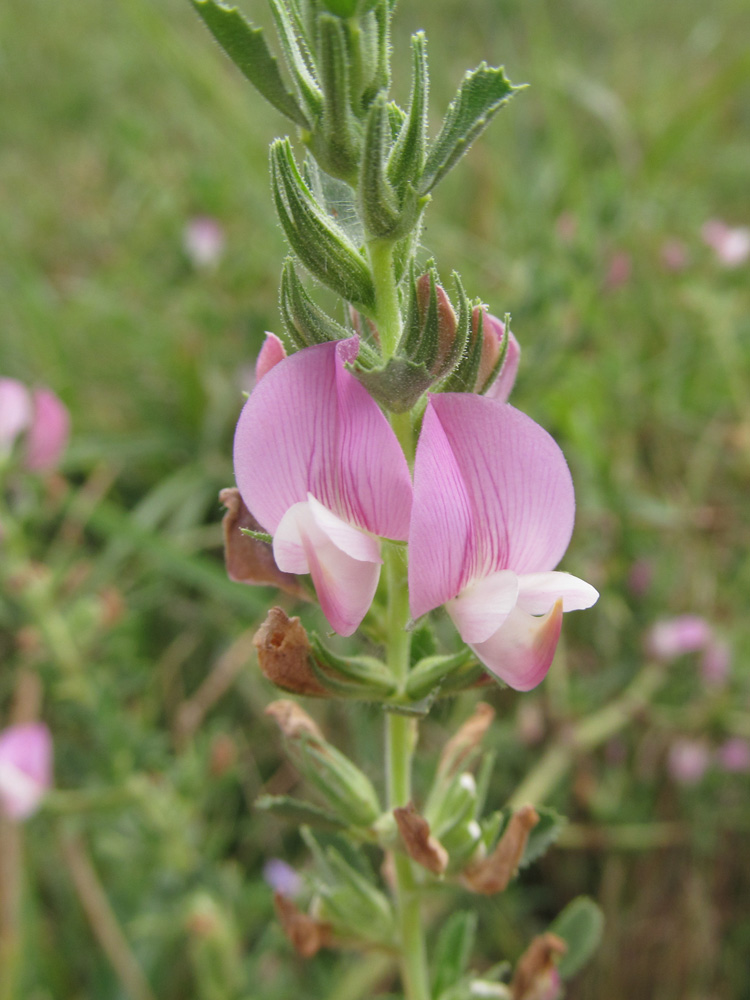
[369,239,402,359]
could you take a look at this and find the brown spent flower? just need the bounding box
[219,487,308,599]
[273,892,333,958]
[393,802,449,875]
[462,803,539,895]
[510,932,567,1000]
[254,607,328,696]
[264,699,325,742]
[438,702,496,778]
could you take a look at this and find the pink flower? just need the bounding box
[701,219,750,268]
[183,216,225,268]
[473,310,521,402]
[233,339,413,636]
[645,615,711,662]
[0,723,53,820]
[0,379,69,472]
[660,239,689,272]
[667,738,709,785]
[715,738,750,774]
[701,637,731,687]
[255,333,287,383]
[408,395,598,690]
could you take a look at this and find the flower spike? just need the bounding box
[409,394,598,689]
[234,338,412,635]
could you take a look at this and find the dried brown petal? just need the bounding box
[438,702,496,778]
[393,802,449,875]
[219,488,308,599]
[511,932,567,1000]
[254,607,327,696]
[265,699,324,743]
[462,804,539,895]
[274,892,333,958]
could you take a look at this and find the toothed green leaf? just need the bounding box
[550,896,605,979]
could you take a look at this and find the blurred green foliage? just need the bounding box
[1,0,749,997]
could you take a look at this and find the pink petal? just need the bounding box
[409,395,575,619]
[470,600,564,691]
[25,389,70,472]
[273,498,381,635]
[234,339,412,541]
[0,378,32,449]
[516,571,599,615]
[645,615,711,661]
[485,329,520,403]
[0,723,53,820]
[446,569,519,644]
[255,333,287,383]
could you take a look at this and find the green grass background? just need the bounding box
[2,0,750,997]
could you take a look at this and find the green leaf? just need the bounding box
[406,647,477,700]
[387,32,428,193]
[420,64,519,194]
[359,94,402,237]
[271,139,375,310]
[190,0,310,127]
[310,15,362,180]
[432,912,478,998]
[255,794,348,831]
[267,0,323,122]
[520,806,567,868]
[550,896,604,979]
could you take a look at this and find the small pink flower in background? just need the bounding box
[408,395,598,690]
[645,615,711,662]
[0,723,53,820]
[473,309,521,402]
[660,239,689,272]
[701,637,731,687]
[603,250,632,291]
[0,379,69,472]
[183,216,226,269]
[555,212,577,244]
[254,333,287,383]
[701,219,750,268]
[263,858,303,897]
[715,738,750,775]
[667,738,709,786]
[234,338,413,636]
[626,558,653,598]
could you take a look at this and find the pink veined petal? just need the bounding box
[234,338,412,540]
[409,395,575,619]
[255,333,287,383]
[0,723,53,820]
[485,330,521,403]
[272,498,382,635]
[25,389,70,472]
[0,378,32,449]
[470,600,564,692]
[516,571,599,615]
[446,569,519,644]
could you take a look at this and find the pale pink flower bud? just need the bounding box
[702,219,750,268]
[700,637,731,687]
[715,738,750,774]
[645,615,711,662]
[473,310,521,401]
[0,378,32,452]
[0,722,53,820]
[183,216,225,269]
[255,333,287,383]
[604,250,632,291]
[415,273,457,376]
[660,239,689,272]
[25,388,70,472]
[667,738,709,785]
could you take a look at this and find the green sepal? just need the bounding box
[309,634,396,693]
[191,0,310,127]
[420,64,519,195]
[309,15,362,181]
[476,310,511,395]
[386,101,407,142]
[384,692,437,717]
[360,2,391,107]
[406,647,477,701]
[426,771,477,841]
[359,95,402,237]
[279,258,349,349]
[549,897,604,980]
[320,0,358,15]
[432,912,478,1000]
[387,32,428,194]
[354,357,436,412]
[239,527,273,544]
[439,282,481,392]
[267,0,323,123]
[271,139,375,310]
[255,793,348,831]
[314,845,396,947]
[301,741,381,827]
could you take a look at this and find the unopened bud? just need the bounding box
[511,933,566,1000]
[393,802,448,875]
[274,892,333,958]
[472,309,521,401]
[254,607,327,696]
[462,804,539,895]
[219,488,307,599]
[255,332,287,383]
[415,272,458,377]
